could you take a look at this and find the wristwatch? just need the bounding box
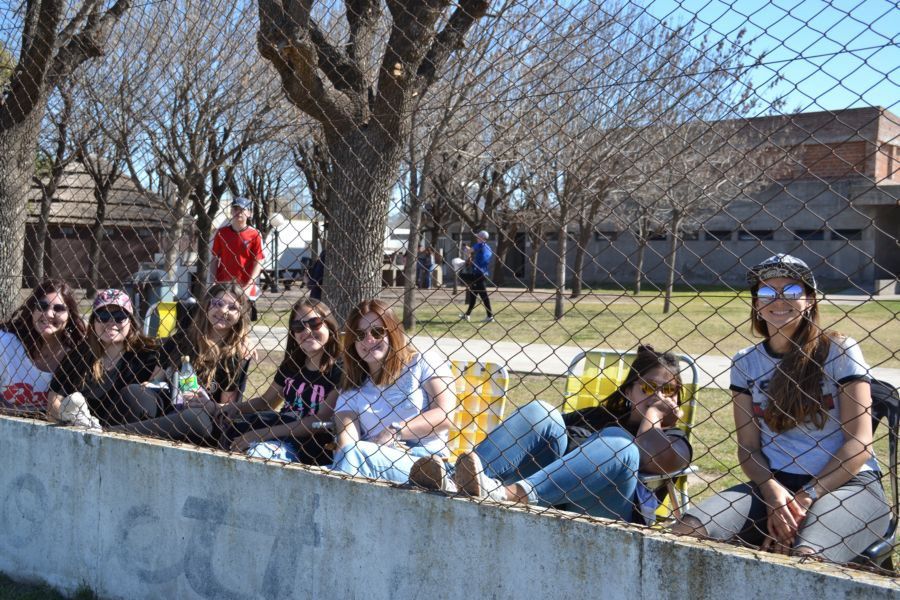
[800,481,819,501]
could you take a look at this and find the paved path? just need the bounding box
[251,326,900,389]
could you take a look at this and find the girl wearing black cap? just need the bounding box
[675,254,890,563]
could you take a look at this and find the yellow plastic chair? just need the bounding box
[141,301,179,338]
[446,360,510,459]
[563,350,699,521]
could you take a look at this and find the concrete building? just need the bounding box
[499,107,898,292]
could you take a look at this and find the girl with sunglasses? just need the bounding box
[331,299,456,483]
[47,289,159,428]
[675,254,889,563]
[0,279,86,415]
[112,283,252,444]
[410,345,691,524]
[222,299,341,465]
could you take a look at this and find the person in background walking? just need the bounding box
[417,246,435,289]
[459,230,494,323]
[307,252,325,301]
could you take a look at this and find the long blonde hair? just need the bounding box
[183,283,251,389]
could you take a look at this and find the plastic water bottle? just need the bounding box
[178,356,199,393]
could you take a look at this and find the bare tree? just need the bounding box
[0,0,131,316]
[257,0,491,320]
[31,84,76,283]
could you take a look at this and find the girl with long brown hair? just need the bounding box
[222,298,341,465]
[676,254,890,563]
[331,299,456,483]
[0,279,86,415]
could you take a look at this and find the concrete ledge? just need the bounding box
[1,416,897,599]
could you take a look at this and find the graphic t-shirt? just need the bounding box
[50,343,161,428]
[274,362,342,417]
[335,352,452,454]
[211,225,264,286]
[0,330,54,411]
[729,336,879,476]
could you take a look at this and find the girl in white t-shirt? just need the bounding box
[0,279,86,414]
[676,255,890,564]
[331,299,456,483]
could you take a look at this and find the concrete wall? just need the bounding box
[1,416,897,600]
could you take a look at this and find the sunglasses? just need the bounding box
[756,283,806,304]
[210,298,241,312]
[352,326,388,342]
[289,317,325,333]
[639,381,680,398]
[94,309,130,324]
[36,299,68,313]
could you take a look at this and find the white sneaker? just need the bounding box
[409,456,457,492]
[482,316,494,323]
[459,313,470,321]
[453,452,508,501]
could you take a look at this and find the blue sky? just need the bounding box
[641,0,899,115]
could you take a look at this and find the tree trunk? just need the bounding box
[528,233,544,292]
[194,209,214,298]
[633,236,647,295]
[163,192,188,293]
[323,129,401,324]
[34,187,54,283]
[86,184,112,299]
[662,210,683,314]
[0,111,44,318]
[554,225,568,320]
[570,225,592,298]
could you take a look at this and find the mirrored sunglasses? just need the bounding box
[352,326,388,342]
[210,298,241,312]
[290,317,325,333]
[640,381,680,398]
[94,309,130,324]
[756,283,806,303]
[36,299,68,313]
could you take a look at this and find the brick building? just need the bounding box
[518,106,900,292]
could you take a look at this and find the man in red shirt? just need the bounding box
[210,197,264,315]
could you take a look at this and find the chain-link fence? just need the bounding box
[1,0,898,575]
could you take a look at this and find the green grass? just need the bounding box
[403,295,899,369]
[0,574,98,600]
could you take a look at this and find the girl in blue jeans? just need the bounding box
[410,345,692,523]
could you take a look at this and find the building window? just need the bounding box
[833,229,863,241]
[738,229,773,241]
[793,229,825,241]
[545,232,558,242]
[648,231,667,241]
[705,230,732,241]
[680,230,699,241]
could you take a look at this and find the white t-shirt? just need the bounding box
[0,330,54,411]
[730,336,879,476]
[335,352,453,454]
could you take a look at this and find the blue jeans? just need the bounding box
[474,401,641,521]
[247,440,299,462]
[332,441,436,483]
